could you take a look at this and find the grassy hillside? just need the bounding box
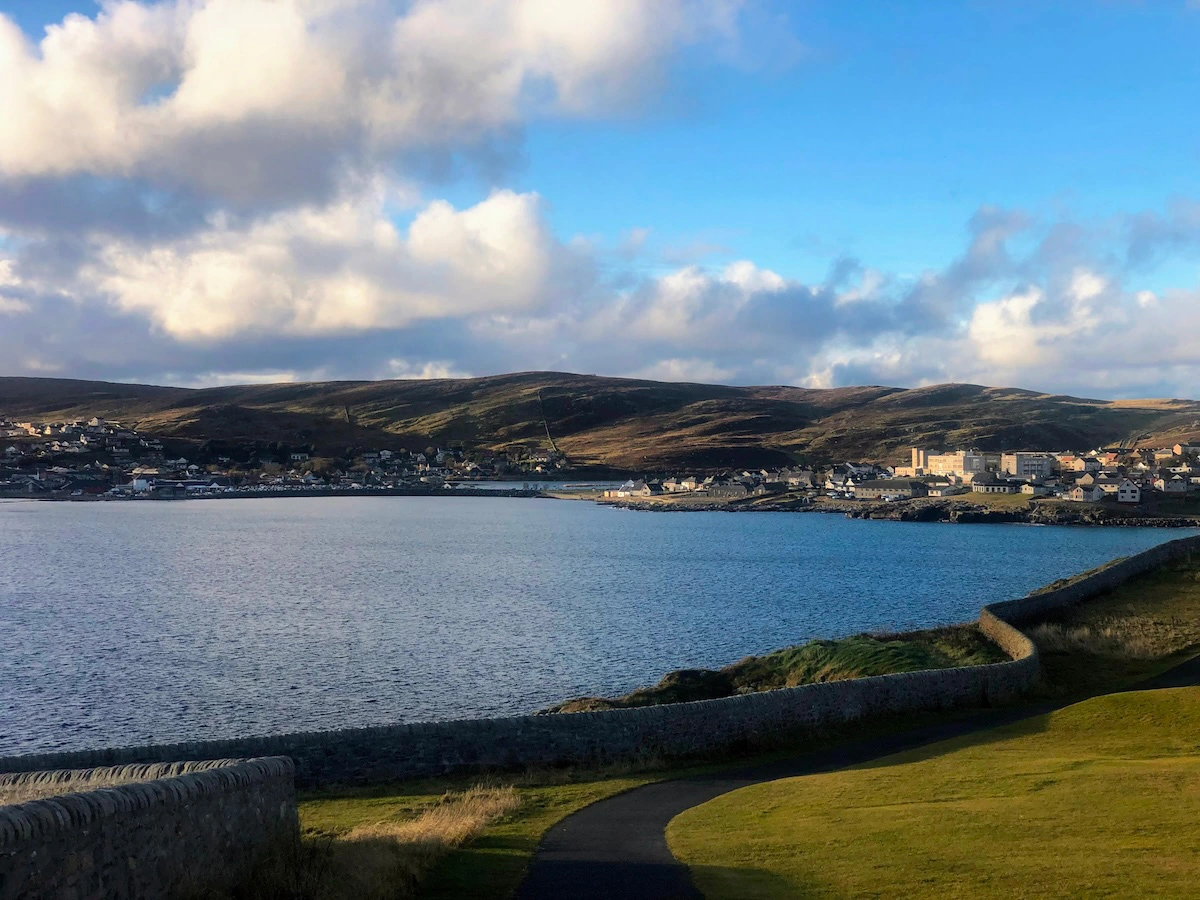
[3,372,1200,469]
[668,687,1200,899]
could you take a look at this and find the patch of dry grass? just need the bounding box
[1029,556,1200,694]
[328,786,520,899]
[240,786,520,900]
[1028,615,1196,659]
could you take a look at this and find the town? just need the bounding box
[3,413,1199,510]
[606,445,1200,506]
[0,416,570,499]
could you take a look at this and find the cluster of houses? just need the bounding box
[0,414,571,499]
[607,444,1200,506]
[889,446,1200,505]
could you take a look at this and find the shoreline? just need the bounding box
[597,495,1200,528]
[6,487,1200,528]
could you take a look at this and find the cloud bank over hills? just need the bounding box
[0,0,1198,398]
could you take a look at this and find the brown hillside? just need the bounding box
[2,373,1198,470]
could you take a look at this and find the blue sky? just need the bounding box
[523,2,1200,284]
[1,0,1199,396]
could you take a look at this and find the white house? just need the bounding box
[1117,479,1141,504]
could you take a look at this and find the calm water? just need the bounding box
[0,497,1194,755]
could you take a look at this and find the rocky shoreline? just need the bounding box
[600,496,1200,528]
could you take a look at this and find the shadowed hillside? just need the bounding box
[2,373,1199,469]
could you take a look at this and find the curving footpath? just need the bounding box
[516,655,1200,900]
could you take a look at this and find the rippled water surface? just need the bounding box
[1,497,1194,754]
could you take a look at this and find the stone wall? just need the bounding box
[2,535,1198,789]
[0,757,297,900]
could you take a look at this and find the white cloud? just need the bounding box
[183,370,302,388]
[0,258,29,313]
[384,359,471,380]
[631,358,737,384]
[80,187,559,340]
[0,0,738,204]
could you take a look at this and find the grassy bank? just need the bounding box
[543,626,1007,713]
[668,688,1200,899]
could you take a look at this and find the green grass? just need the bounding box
[668,687,1200,899]
[965,490,1035,510]
[544,626,1006,713]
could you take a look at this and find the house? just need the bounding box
[613,479,646,498]
[779,468,815,489]
[753,481,787,497]
[1069,484,1105,503]
[1020,483,1050,496]
[927,484,968,497]
[708,481,750,499]
[1117,479,1142,504]
[971,475,1019,494]
[1173,443,1200,457]
[853,479,929,500]
[1154,475,1188,495]
[824,472,853,493]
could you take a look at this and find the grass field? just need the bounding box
[966,490,1035,510]
[668,688,1200,899]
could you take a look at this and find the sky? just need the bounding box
[0,0,1199,397]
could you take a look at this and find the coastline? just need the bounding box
[6,486,1200,528]
[595,494,1200,528]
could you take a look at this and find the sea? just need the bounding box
[0,495,1193,755]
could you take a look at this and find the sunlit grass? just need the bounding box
[669,688,1200,899]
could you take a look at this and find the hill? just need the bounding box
[2,372,1199,470]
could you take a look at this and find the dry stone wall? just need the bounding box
[2,536,1198,789]
[0,757,297,900]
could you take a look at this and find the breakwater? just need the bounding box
[0,757,297,900]
[4,535,1196,788]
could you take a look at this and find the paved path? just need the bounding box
[516,657,1200,900]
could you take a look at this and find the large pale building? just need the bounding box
[1001,452,1056,479]
[908,448,986,478]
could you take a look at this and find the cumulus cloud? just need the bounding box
[79,186,564,340]
[0,0,736,210]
